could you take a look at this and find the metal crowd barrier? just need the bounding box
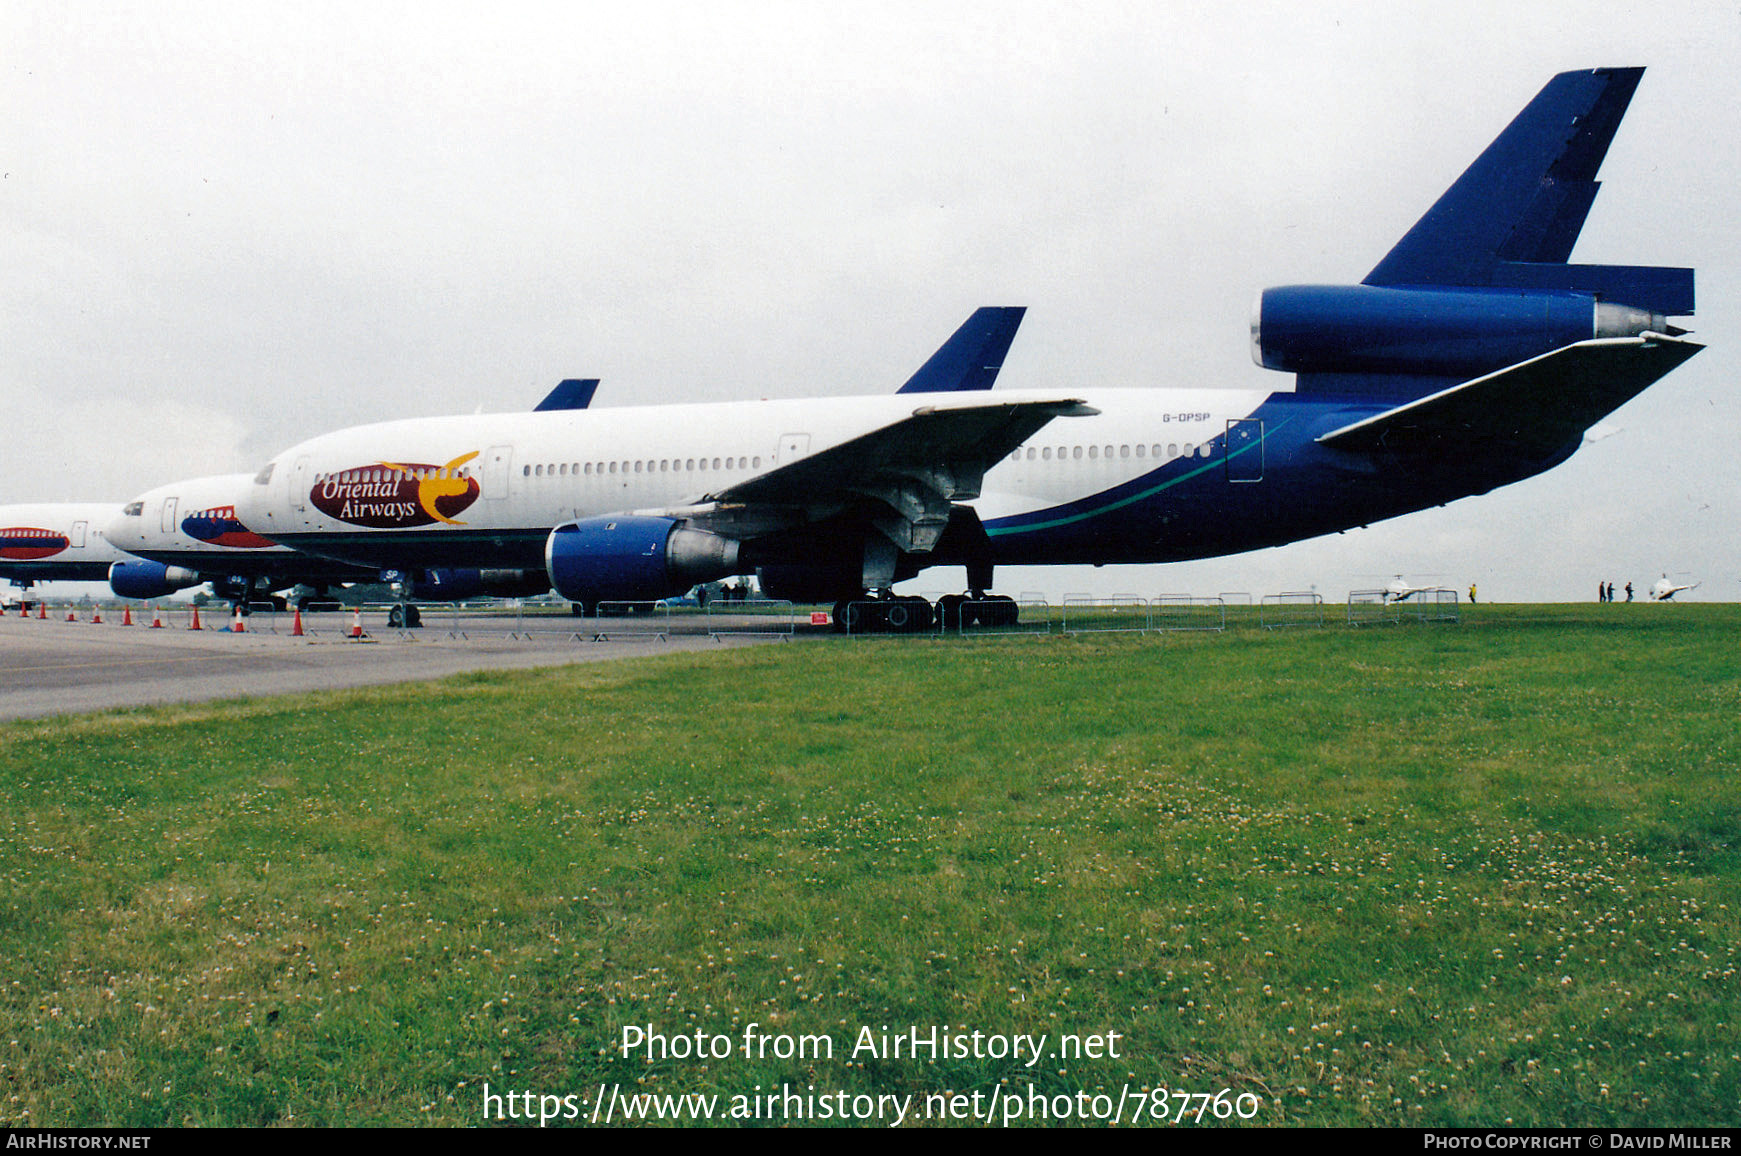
[1061,595,1149,635]
[1151,594,1226,632]
[705,599,798,640]
[1260,591,1325,630]
[1346,588,1460,626]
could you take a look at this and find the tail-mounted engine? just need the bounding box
[1252,285,1671,380]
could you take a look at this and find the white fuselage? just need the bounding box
[238,387,1279,573]
[0,502,135,586]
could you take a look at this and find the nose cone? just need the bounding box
[106,502,145,550]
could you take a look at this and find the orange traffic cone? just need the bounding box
[91,607,103,624]
[348,608,364,640]
[290,606,305,637]
[188,605,203,631]
[231,607,246,633]
[121,606,134,626]
[37,602,47,620]
[66,608,77,622]
[150,606,165,629]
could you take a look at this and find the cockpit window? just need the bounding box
[253,462,275,486]
[122,501,143,517]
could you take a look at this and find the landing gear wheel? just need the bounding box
[885,595,933,633]
[840,599,885,635]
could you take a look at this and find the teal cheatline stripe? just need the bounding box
[986,416,1290,538]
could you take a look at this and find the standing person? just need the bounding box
[1625,582,1634,602]
[1468,583,1478,605]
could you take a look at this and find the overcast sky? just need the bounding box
[6,1,1738,602]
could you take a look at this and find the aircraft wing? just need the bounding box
[698,397,1095,553]
[1316,334,1703,457]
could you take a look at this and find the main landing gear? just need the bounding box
[831,590,1020,634]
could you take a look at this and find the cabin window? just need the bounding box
[1088,445,1098,460]
[1072,446,1083,460]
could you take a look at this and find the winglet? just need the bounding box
[534,378,599,412]
[1363,68,1693,315]
[896,307,1027,394]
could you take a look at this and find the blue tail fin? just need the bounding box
[1363,67,1692,316]
[896,307,1026,394]
[534,378,599,412]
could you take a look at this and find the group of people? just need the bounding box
[1597,581,1634,603]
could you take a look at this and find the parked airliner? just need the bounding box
[0,503,136,602]
[112,310,1026,612]
[105,473,385,607]
[238,69,1701,629]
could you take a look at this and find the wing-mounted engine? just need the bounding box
[544,516,740,606]
[109,560,201,600]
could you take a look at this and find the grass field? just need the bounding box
[2,604,1737,1127]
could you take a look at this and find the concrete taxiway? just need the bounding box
[0,607,789,721]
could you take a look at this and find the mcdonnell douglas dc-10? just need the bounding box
[238,68,1701,630]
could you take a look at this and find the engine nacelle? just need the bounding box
[1252,285,1668,378]
[413,568,551,601]
[109,560,201,600]
[544,516,740,605]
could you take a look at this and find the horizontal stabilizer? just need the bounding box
[1317,335,1703,457]
[897,307,1027,394]
[534,379,599,412]
[1485,262,1694,317]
